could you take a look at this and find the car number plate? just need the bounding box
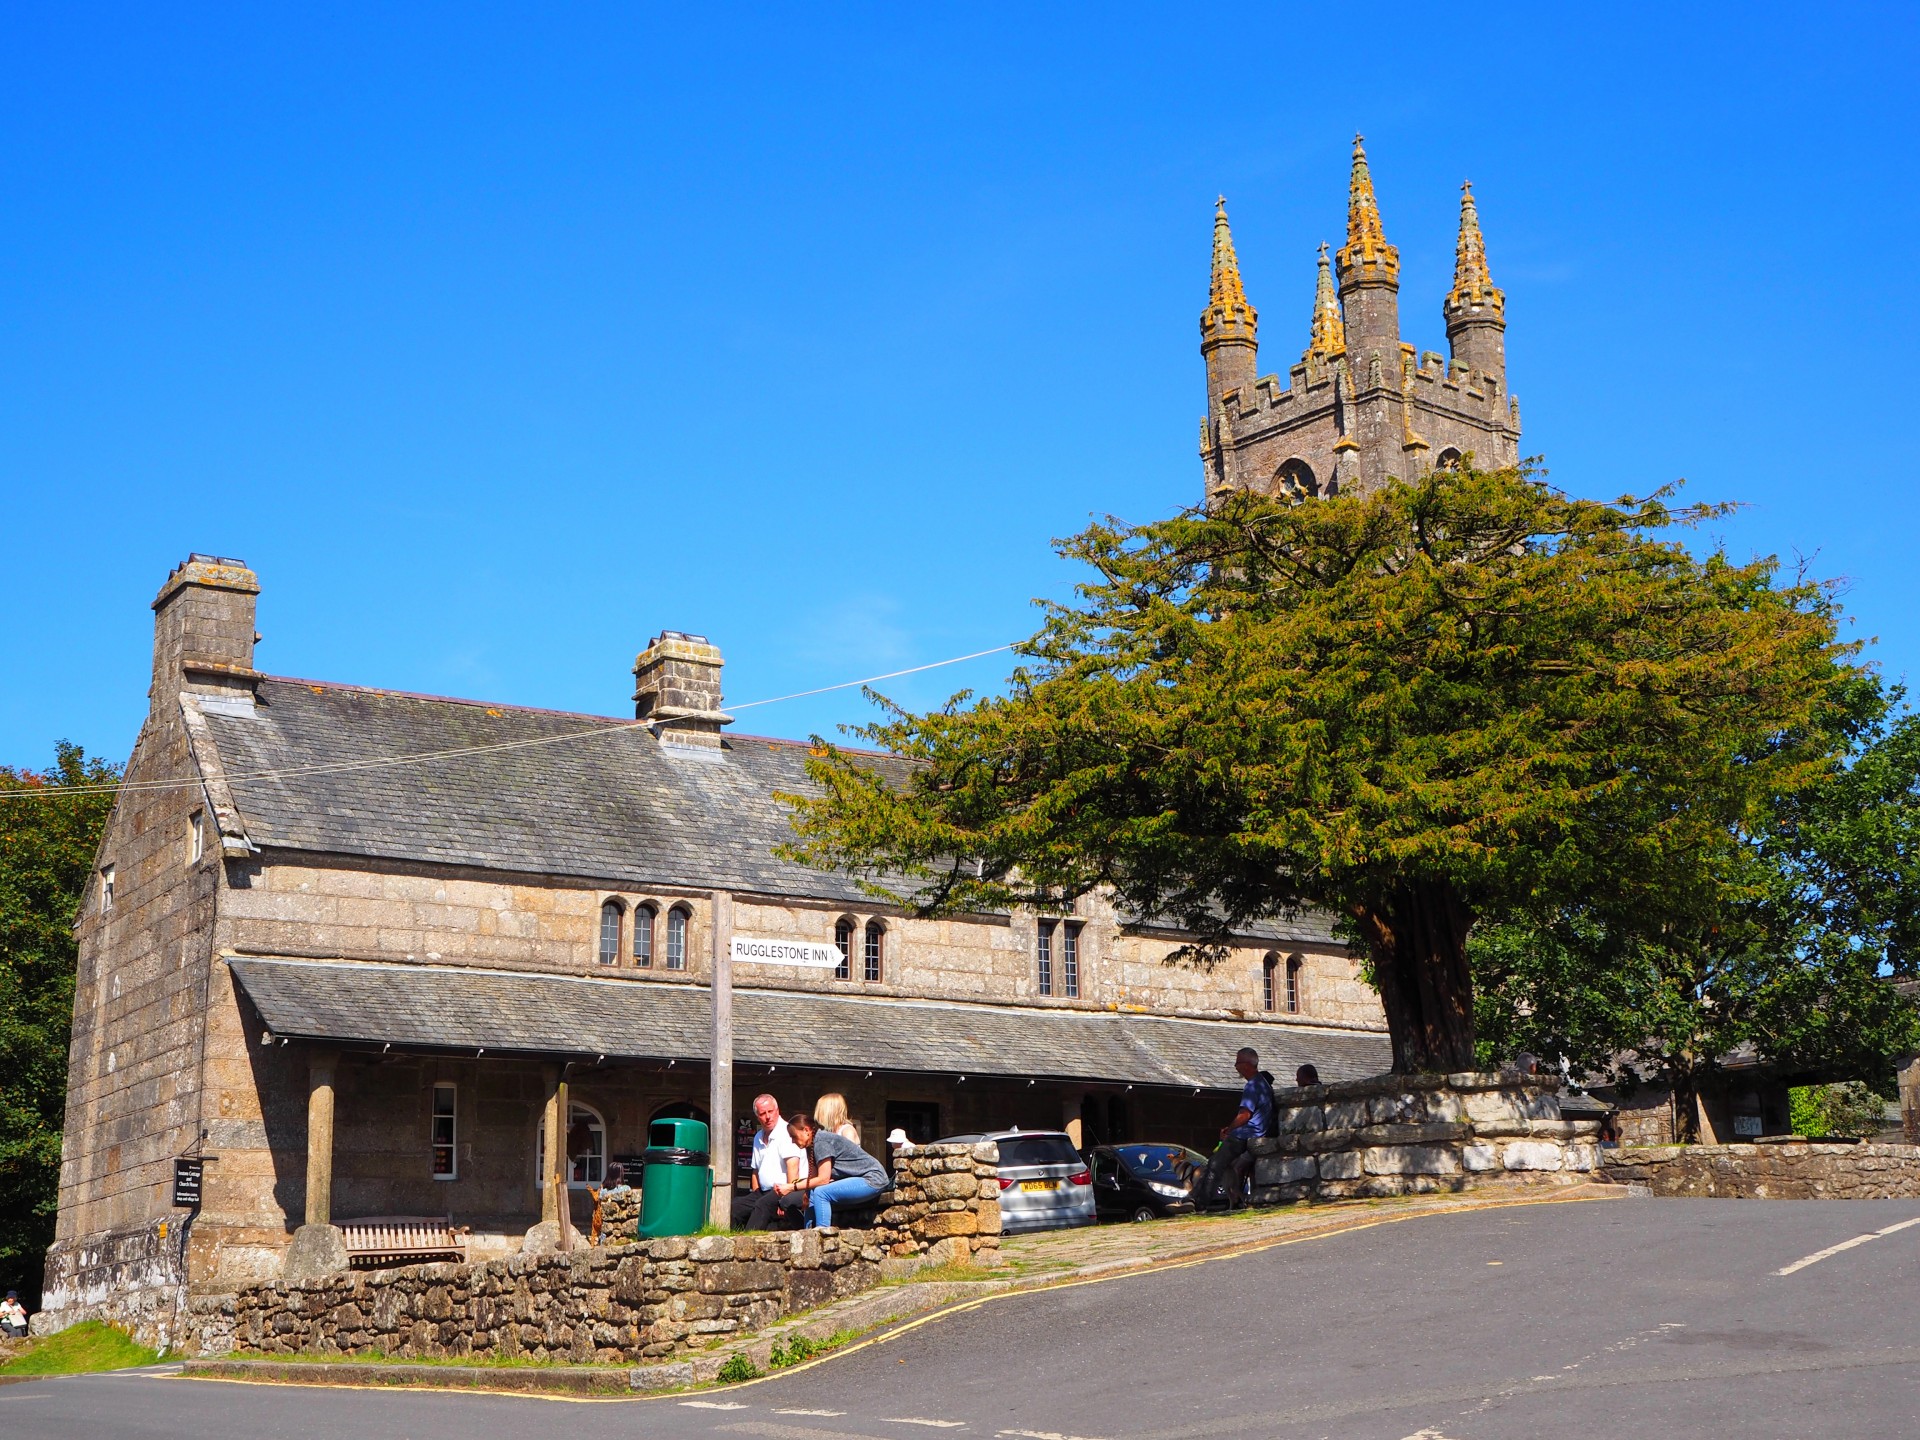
[1019,1180,1060,1192]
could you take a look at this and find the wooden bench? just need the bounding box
[340,1215,470,1269]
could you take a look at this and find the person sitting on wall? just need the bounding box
[813,1092,861,1145]
[1295,1064,1321,1088]
[786,1114,891,1228]
[0,1291,27,1339]
[730,1093,810,1230]
[1196,1047,1275,1210]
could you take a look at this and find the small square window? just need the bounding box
[432,1083,457,1179]
[188,810,205,864]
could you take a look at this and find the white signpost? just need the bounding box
[729,936,840,969]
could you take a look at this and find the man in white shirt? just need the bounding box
[729,1093,810,1230]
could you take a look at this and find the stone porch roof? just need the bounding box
[197,676,1342,947]
[227,956,1390,1090]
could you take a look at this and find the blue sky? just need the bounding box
[3,6,1917,767]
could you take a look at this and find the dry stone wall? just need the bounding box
[1597,1142,1920,1199]
[1250,1073,1601,1202]
[209,1144,998,1362]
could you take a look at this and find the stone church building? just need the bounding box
[42,140,1532,1341]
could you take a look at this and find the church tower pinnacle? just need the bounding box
[1306,242,1345,361]
[1333,136,1401,382]
[1200,196,1259,409]
[1443,180,1506,384]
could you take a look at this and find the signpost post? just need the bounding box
[708,890,735,1228]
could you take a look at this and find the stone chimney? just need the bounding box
[632,631,731,748]
[151,554,261,715]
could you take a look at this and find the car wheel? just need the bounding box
[1130,1205,1157,1223]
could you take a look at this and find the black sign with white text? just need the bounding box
[172,1157,203,1208]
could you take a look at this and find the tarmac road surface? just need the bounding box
[8,1196,1918,1440]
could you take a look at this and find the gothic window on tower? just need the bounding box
[1275,459,1317,499]
[1436,448,1463,471]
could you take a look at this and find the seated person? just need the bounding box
[1295,1064,1320,1088]
[786,1114,890,1228]
[0,1291,27,1339]
[1198,1046,1274,1209]
[731,1093,810,1230]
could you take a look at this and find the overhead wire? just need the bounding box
[0,643,1017,803]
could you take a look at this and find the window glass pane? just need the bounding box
[997,1136,1081,1168]
[1036,923,1052,996]
[432,1084,456,1178]
[633,907,654,965]
[1286,957,1301,1013]
[863,923,882,982]
[667,909,687,969]
[1263,957,1276,1011]
[834,919,853,981]
[1063,923,1080,998]
[598,902,621,965]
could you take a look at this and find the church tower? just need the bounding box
[1199,138,1520,503]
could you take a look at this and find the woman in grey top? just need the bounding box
[787,1114,889,1228]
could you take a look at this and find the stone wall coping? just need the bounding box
[1610,1142,1920,1160]
[1272,1071,1562,1106]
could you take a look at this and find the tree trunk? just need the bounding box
[1670,1066,1702,1144]
[1352,880,1477,1073]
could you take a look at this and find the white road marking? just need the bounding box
[999,1430,1113,1440]
[883,1420,967,1429]
[776,1410,849,1417]
[683,1399,752,1409]
[1775,1215,1920,1276]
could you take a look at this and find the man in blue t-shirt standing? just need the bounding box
[1199,1047,1274,1209]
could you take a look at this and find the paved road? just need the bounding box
[9,1197,1919,1439]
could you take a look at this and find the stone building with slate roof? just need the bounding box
[42,554,1388,1337]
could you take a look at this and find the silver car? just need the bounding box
[941,1129,1096,1234]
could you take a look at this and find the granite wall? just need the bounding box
[205,1143,999,1362]
[1249,1073,1602,1202]
[1597,1142,1920,1199]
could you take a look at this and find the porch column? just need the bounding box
[304,1049,337,1227]
[540,1064,562,1227]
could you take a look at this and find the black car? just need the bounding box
[1088,1143,1205,1222]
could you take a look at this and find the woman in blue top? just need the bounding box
[786,1114,890,1227]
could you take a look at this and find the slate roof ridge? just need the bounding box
[252,673,900,758]
[219,952,1380,1036]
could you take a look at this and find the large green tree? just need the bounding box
[782,465,1859,1073]
[1,744,119,1302]
[1474,707,1920,1139]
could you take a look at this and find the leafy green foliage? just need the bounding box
[716,1352,760,1383]
[767,1333,819,1368]
[0,1319,158,1374]
[782,466,1858,1071]
[0,745,119,1303]
[1789,1083,1888,1141]
[1474,702,1920,1139]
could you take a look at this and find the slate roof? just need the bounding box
[227,956,1390,1090]
[200,677,1342,945]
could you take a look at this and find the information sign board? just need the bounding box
[729,936,839,968]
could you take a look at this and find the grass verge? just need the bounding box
[0,1321,162,1376]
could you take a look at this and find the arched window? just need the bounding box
[834,917,855,981]
[598,899,623,966]
[863,920,884,983]
[1286,955,1304,1014]
[632,903,655,967]
[1435,447,1464,471]
[666,907,689,970]
[1275,459,1318,499]
[1062,922,1081,999]
[1262,954,1278,1012]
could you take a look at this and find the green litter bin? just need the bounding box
[637,1117,711,1237]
